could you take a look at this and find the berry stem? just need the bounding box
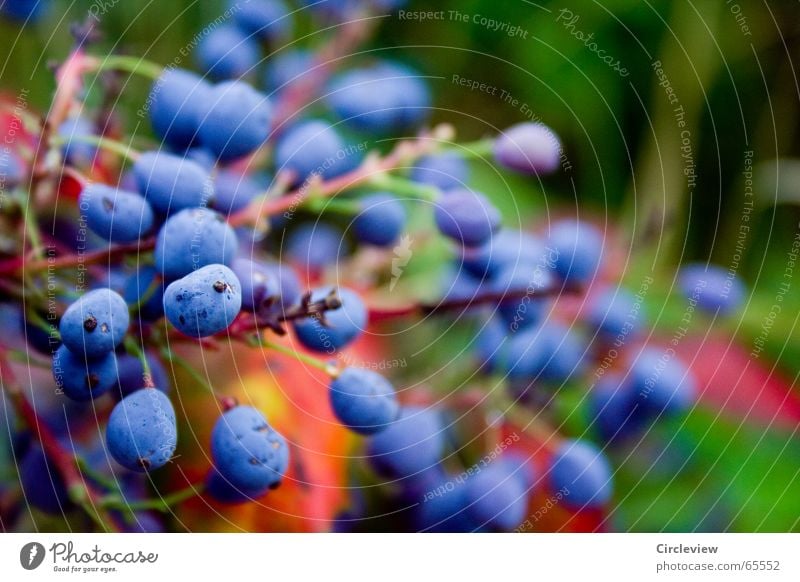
[21,193,45,259]
[50,133,141,161]
[161,346,220,396]
[0,348,120,531]
[258,338,337,375]
[124,337,153,387]
[368,174,439,201]
[85,55,164,81]
[101,480,205,513]
[442,138,495,159]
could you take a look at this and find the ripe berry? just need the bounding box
[107,388,177,472]
[548,219,604,285]
[210,406,289,492]
[132,150,214,215]
[58,115,97,166]
[434,189,501,248]
[212,170,265,215]
[196,24,260,81]
[79,183,154,243]
[231,0,291,43]
[326,62,430,133]
[490,262,554,330]
[154,207,238,279]
[231,257,279,312]
[123,266,165,320]
[197,80,272,162]
[679,263,745,315]
[464,461,529,530]
[293,287,367,352]
[549,439,613,509]
[113,351,170,400]
[285,222,345,272]
[411,152,469,192]
[59,288,130,358]
[148,68,212,150]
[589,373,640,443]
[368,406,444,478]
[461,229,550,280]
[494,122,562,175]
[274,119,355,186]
[628,347,696,414]
[353,193,406,247]
[52,345,118,401]
[586,286,644,340]
[329,367,399,434]
[262,49,314,95]
[19,445,70,514]
[164,264,242,337]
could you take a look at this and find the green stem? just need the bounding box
[89,55,164,81]
[162,347,218,394]
[305,197,362,215]
[124,337,151,380]
[444,138,495,159]
[51,133,140,161]
[76,457,120,492]
[22,195,44,259]
[369,174,439,201]
[259,339,336,375]
[102,482,205,513]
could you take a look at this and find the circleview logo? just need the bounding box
[20,542,46,570]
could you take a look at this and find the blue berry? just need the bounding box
[330,367,398,434]
[0,152,24,189]
[413,469,477,532]
[232,257,279,312]
[475,316,508,372]
[494,122,562,175]
[230,0,291,43]
[164,264,242,338]
[212,170,265,215]
[211,406,289,492]
[548,219,604,285]
[464,461,528,530]
[549,439,613,508]
[52,345,118,401]
[1,0,48,21]
[679,263,746,315]
[439,266,483,305]
[293,287,367,353]
[154,208,238,279]
[490,262,554,330]
[629,347,696,414]
[113,351,169,400]
[537,322,587,384]
[434,189,501,248]
[586,286,643,340]
[132,151,214,215]
[411,152,469,192]
[79,183,154,243]
[274,120,355,186]
[285,222,345,271]
[123,266,165,320]
[59,288,129,358]
[20,445,70,514]
[368,406,444,478]
[106,388,177,472]
[184,147,217,169]
[353,193,406,247]
[326,62,430,133]
[198,80,272,162]
[196,24,260,81]
[461,229,550,280]
[206,468,266,504]
[262,261,302,312]
[58,116,97,166]
[263,49,315,95]
[589,374,640,443]
[148,68,212,150]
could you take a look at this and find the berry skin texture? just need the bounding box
[464,461,529,531]
[274,120,355,186]
[330,367,399,435]
[196,24,260,81]
[231,0,291,43]
[353,193,406,247]
[434,189,501,248]
[549,439,613,509]
[164,264,242,338]
[148,68,212,150]
[679,263,745,315]
[629,347,697,414]
[494,122,562,175]
[79,183,154,243]
[52,345,118,402]
[154,207,238,280]
[211,406,289,492]
[59,288,130,358]
[548,219,604,285]
[106,388,177,472]
[411,152,469,192]
[368,406,444,478]
[285,222,345,271]
[197,80,272,162]
[132,151,214,215]
[293,287,367,353]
